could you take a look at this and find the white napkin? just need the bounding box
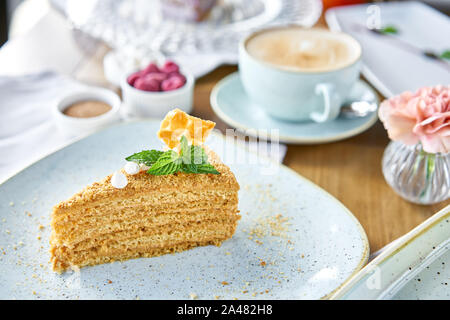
[0,71,86,183]
[173,53,237,79]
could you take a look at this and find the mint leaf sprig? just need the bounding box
[125,136,220,176]
[379,25,398,35]
[125,150,163,166]
[440,50,450,60]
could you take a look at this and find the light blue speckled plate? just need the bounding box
[332,205,450,300]
[0,121,369,300]
[211,72,378,144]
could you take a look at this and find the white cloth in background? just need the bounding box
[0,72,85,183]
[0,71,286,183]
[173,53,237,79]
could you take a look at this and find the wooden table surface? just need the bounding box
[11,8,447,255]
[192,66,449,254]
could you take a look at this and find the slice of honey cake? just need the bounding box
[50,109,240,273]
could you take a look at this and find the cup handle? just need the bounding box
[310,83,342,123]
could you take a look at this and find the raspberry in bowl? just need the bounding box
[121,61,194,118]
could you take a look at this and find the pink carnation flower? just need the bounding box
[379,85,450,154]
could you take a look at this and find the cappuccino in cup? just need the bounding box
[239,27,362,122]
[245,28,361,73]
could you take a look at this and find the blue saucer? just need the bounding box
[210,72,379,144]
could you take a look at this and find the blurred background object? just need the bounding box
[324,0,450,13]
[160,0,219,22]
[62,0,322,55]
[1,0,49,43]
[1,1,449,48]
[0,1,6,46]
[56,0,323,77]
[323,0,367,10]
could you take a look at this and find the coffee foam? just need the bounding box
[245,28,361,72]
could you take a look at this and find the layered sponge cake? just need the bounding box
[50,110,240,273]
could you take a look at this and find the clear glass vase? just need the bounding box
[382,141,450,204]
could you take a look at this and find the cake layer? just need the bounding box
[53,217,239,251]
[53,225,234,264]
[52,239,224,273]
[51,220,237,273]
[53,207,239,245]
[54,220,236,258]
[52,190,238,224]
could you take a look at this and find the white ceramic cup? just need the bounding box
[53,88,121,137]
[121,72,194,118]
[239,26,362,123]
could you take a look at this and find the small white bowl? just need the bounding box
[53,88,121,137]
[120,72,194,118]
